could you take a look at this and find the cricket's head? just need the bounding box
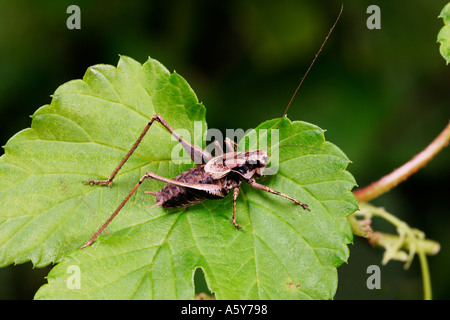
[244,149,269,168]
[204,149,269,180]
[229,149,269,179]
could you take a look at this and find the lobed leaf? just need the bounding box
[0,56,357,299]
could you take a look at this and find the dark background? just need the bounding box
[0,0,448,299]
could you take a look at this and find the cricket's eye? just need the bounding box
[256,159,264,167]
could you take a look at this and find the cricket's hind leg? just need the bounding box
[81,170,224,248]
[83,114,213,187]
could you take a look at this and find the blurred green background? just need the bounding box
[0,0,448,299]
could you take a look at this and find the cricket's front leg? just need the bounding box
[245,178,309,210]
[232,187,242,229]
[225,137,238,153]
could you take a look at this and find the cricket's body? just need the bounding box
[153,165,234,208]
[154,150,267,209]
[80,116,305,249]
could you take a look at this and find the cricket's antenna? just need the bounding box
[266,143,323,157]
[277,4,344,129]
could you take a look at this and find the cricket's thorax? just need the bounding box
[204,150,269,179]
[155,165,242,208]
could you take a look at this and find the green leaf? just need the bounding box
[438,2,450,64]
[0,56,357,299]
[0,55,206,267]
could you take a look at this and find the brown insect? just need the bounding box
[81,5,343,249]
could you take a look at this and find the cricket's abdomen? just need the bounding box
[154,165,238,209]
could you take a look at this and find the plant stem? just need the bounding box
[350,123,448,300]
[350,203,439,300]
[354,122,450,202]
[369,231,441,257]
[350,204,440,258]
[418,250,432,300]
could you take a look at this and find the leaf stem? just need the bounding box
[354,122,450,202]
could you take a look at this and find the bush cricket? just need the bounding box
[81,5,343,249]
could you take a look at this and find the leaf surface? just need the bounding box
[438,2,450,64]
[0,56,357,299]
